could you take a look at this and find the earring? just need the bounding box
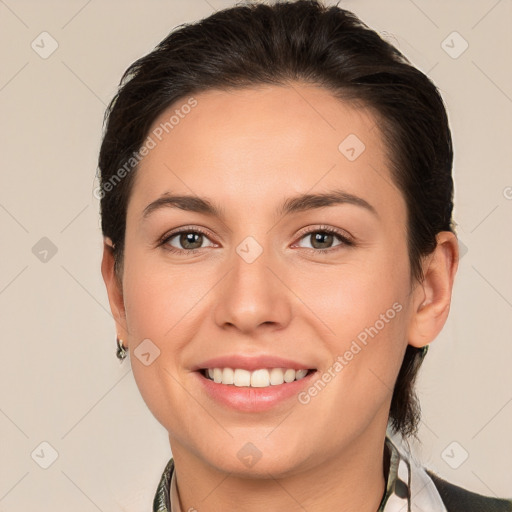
[116,336,128,361]
[420,344,429,358]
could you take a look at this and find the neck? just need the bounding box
[169,428,389,512]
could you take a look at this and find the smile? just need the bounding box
[202,367,313,387]
[194,367,318,412]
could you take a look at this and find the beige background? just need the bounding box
[0,0,511,510]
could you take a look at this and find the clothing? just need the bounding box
[153,435,512,511]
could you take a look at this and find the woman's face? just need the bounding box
[108,83,430,476]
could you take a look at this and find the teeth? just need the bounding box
[222,367,234,385]
[250,369,269,387]
[295,369,308,379]
[284,369,296,383]
[213,368,223,383]
[203,367,310,387]
[270,368,284,385]
[234,369,251,387]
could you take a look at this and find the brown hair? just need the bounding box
[97,0,455,438]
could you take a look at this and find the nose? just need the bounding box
[212,244,293,335]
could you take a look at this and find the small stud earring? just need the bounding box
[116,336,128,361]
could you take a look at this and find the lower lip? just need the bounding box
[194,370,317,412]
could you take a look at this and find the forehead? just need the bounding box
[128,83,403,223]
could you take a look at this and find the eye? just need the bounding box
[293,225,354,253]
[159,226,216,254]
[158,224,354,256]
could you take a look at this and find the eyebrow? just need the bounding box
[141,189,378,221]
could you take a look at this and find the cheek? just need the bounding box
[122,271,192,432]
[297,248,410,410]
[119,249,185,423]
[297,244,409,346]
[130,360,197,442]
[122,247,200,341]
[322,282,407,389]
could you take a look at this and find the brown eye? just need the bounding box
[160,227,215,254]
[307,231,337,249]
[174,232,204,250]
[295,227,353,252]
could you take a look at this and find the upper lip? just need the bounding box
[191,355,316,372]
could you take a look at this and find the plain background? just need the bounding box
[0,0,511,510]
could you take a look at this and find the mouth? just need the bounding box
[194,366,319,412]
[199,367,316,387]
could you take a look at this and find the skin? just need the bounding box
[102,83,459,512]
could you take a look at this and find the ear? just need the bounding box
[101,238,129,345]
[407,231,459,349]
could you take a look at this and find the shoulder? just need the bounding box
[426,469,512,512]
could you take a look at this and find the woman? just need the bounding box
[98,1,512,510]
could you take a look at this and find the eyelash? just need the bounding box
[158,224,354,256]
